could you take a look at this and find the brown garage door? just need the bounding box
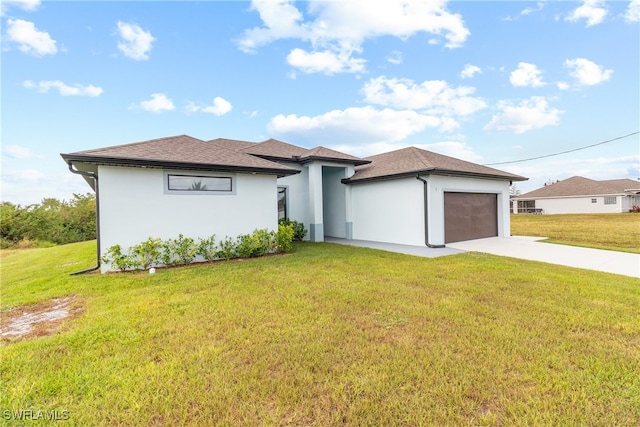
[444,192,498,243]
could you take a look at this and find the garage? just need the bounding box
[444,192,498,243]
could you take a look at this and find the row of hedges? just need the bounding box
[0,194,96,248]
[101,223,301,272]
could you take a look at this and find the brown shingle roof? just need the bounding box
[344,146,527,183]
[302,146,370,165]
[240,139,369,165]
[61,135,299,177]
[519,176,639,198]
[208,138,256,151]
[240,138,310,159]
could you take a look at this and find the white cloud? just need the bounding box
[133,93,175,113]
[521,2,545,16]
[2,144,44,159]
[186,97,233,116]
[460,64,481,79]
[238,0,470,74]
[386,50,403,65]
[556,81,570,91]
[564,58,613,87]
[1,170,91,205]
[565,0,607,27]
[23,80,103,97]
[1,0,40,15]
[5,18,57,56]
[625,0,640,23]
[510,62,546,87]
[2,169,46,183]
[116,21,155,60]
[286,47,366,75]
[484,96,563,134]
[362,76,486,117]
[267,106,448,145]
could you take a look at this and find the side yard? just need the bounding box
[1,240,639,425]
[511,213,640,253]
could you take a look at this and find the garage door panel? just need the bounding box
[444,192,497,243]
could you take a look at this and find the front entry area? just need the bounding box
[444,192,498,243]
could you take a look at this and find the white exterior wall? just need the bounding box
[350,175,510,247]
[277,163,310,237]
[322,166,348,238]
[98,166,277,272]
[351,178,425,246]
[532,196,624,214]
[426,175,511,245]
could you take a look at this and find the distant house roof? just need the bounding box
[518,176,640,198]
[61,135,299,177]
[343,146,527,183]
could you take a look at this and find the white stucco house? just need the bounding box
[61,135,527,272]
[513,176,640,215]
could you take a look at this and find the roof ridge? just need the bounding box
[77,134,203,154]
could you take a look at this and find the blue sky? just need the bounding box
[2,0,639,205]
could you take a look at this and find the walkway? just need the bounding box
[325,236,640,278]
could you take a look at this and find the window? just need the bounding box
[278,186,287,219]
[604,196,617,205]
[166,174,232,193]
[517,200,536,213]
[591,198,597,203]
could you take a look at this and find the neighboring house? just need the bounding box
[513,176,640,214]
[61,135,527,272]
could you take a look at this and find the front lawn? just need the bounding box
[1,241,639,425]
[511,213,640,253]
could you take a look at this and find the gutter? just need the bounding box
[67,162,101,275]
[415,176,446,248]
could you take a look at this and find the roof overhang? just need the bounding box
[342,168,528,185]
[60,154,301,178]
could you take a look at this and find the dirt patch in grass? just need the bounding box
[1,296,83,342]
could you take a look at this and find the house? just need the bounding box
[513,176,640,214]
[61,135,527,272]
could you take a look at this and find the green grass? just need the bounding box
[1,241,639,425]
[511,213,640,253]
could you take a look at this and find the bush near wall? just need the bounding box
[101,224,295,272]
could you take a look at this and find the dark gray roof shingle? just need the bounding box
[61,135,299,177]
[345,146,526,183]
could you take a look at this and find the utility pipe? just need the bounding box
[67,162,101,275]
[415,175,446,248]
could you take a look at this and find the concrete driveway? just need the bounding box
[326,236,640,278]
[448,236,640,278]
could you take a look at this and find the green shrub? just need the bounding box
[164,234,197,266]
[216,236,237,261]
[196,234,217,261]
[130,237,163,269]
[278,218,307,241]
[236,229,272,258]
[101,244,139,272]
[276,223,294,253]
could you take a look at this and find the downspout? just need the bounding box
[415,176,446,248]
[67,162,101,275]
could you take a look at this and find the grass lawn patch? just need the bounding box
[1,241,639,425]
[511,213,640,253]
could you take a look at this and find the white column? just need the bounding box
[307,162,324,241]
